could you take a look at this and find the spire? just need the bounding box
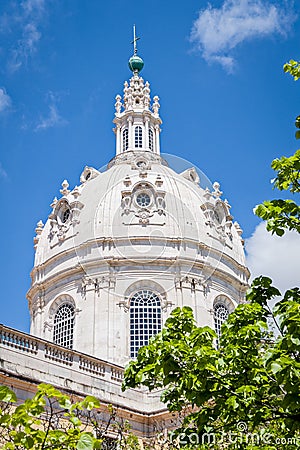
[128,25,144,74]
[112,29,162,157]
[131,24,139,55]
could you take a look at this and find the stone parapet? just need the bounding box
[0,325,165,416]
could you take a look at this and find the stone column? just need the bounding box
[144,117,149,150]
[155,124,160,155]
[128,116,133,150]
[116,124,121,155]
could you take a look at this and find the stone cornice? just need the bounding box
[30,235,249,280]
[27,254,248,302]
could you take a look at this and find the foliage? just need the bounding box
[0,384,141,450]
[254,149,300,235]
[123,281,300,449]
[284,60,300,80]
[122,60,300,449]
[254,61,300,235]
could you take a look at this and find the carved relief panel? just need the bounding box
[121,177,166,226]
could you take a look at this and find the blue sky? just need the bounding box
[1,0,300,332]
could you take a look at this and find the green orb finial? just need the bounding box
[128,54,144,73]
[129,25,144,73]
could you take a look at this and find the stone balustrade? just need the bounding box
[0,324,123,383]
[45,343,74,365]
[0,326,39,354]
[79,355,106,376]
[0,324,167,420]
[111,367,124,382]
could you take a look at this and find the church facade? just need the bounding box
[0,44,249,438]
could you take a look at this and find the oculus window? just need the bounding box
[136,192,151,207]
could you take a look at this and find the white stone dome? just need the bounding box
[27,72,249,367]
[34,151,246,274]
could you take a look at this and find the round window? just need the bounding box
[136,193,151,207]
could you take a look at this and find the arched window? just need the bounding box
[130,290,161,358]
[214,303,229,342]
[122,128,128,152]
[135,126,142,148]
[53,304,75,349]
[148,128,154,151]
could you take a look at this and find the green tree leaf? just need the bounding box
[0,386,16,403]
[76,433,94,450]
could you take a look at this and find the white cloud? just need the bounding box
[245,222,300,294]
[21,0,45,16]
[0,88,11,113]
[2,0,46,72]
[35,93,68,131]
[23,22,41,54]
[190,0,294,72]
[0,163,8,180]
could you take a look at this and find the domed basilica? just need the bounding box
[0,37,249,437]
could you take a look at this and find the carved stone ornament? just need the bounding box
[113,73,161,117]
[34,220,44,250]
[120,180,166,226]
[81,274,116,297]
[80,166,100,184]
[180,167,200,184]
[201,186,233,242]
[155,175,163,187]
[107,150,168,169]
[234,221,244,245]
[212,181,222,198]
[131,156,151,171]
[123,176,131,187]
[70,197,84,227]
[31,292,45,318]
[174,275,209,294]
[43,320,53,332]
[60,179,70,196]
[118,294,172,313]
[114,94,122,115]
[203,187,212,201]
[71,186,80,199]
[48,194,84,244]
[152,95,160,116]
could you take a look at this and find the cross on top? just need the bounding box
[131,24,140,55]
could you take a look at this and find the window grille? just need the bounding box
[149,128,154,151]
[130,290,161,358]
[135,126,143,148]
[53,304,75,349]
[122,128,128,151]
[214,303,229,342]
